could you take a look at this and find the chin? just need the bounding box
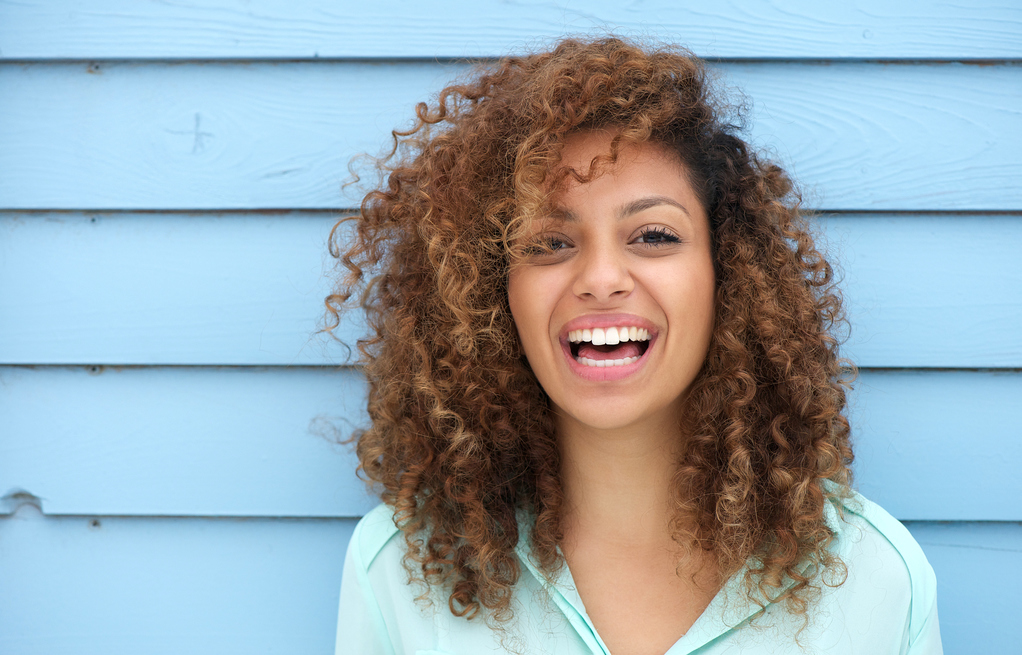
[553,397,681,435]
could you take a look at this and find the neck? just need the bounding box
[557,412,682,550]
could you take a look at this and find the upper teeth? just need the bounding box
[568,326,650,346]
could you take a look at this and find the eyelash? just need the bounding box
[635,226,681,246]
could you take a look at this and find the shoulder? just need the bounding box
[822,486,941,651]
[345,503,420,610]
[348,503,403,573]
[340,504,442,654]
[831,488,937,606]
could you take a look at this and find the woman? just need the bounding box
[329,37,941,654]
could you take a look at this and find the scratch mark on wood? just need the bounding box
[917,541,1022,554]
[262,168,307,179]
[165,113,214,154]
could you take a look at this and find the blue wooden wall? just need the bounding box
[1,2,1020,653]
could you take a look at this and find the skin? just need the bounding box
[507,131,719,654]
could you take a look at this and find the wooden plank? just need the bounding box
[0,366,377,517]
[850,370,1022,520]
[1,0,1020,60]
[1,366,1019,520]
[904,521,1022,655]
[823,214,1022,368]
[0,62,1019,211]
[0,212,355,367]
[3,212,1020,368]
[0,509,1016,653]
[0,507,356,654]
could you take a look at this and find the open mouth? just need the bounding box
[567,326,651,367]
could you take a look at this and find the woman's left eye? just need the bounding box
[635,227,681,246]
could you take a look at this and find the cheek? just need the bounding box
[507,272,525,332]
[507,272,536,345]
[693,273,718,348]
[507,270,555,360]
[659,264,716,343]
[691,267,717,319]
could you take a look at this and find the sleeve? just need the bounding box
[336,524,397,655]
[833,487,944,655]
[904,562,943,655]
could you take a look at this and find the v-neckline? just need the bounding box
[513,495,844,654]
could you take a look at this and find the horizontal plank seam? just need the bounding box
[901,520,1022,527]
[1,57,1021,65]
[0,513,1017,526]
[0,364,365,372]
[0,512,364,521]
[0,208,353,215]
[910,541,1022,553]
[3,209,1022,216]
[2,364,1021,373]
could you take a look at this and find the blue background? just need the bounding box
[1,1,1020,652]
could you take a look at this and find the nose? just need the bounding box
[571,241,634,302]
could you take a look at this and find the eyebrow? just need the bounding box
[546,195,691,224]
[618,195,691,219]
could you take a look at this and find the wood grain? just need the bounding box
[0,508,355,654]
[0,366,376,518]
[2,366,1018,520]
[0,212,354,366]
[3,212,1019,368]
[1,0,1020,60]
[850,370,1022,520]
[1,62,1019,210]
[820,214,1022,368]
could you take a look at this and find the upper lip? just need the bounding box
[559,314,658,341]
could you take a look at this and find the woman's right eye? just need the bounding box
[524,235,570,256]
[544,236,569,251]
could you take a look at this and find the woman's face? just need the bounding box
[508,131,716,435]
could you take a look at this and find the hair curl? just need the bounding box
[326,36,855,625]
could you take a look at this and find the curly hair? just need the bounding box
[326,36,855,625]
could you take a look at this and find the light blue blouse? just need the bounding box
[336,487,942,654]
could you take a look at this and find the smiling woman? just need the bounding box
[507,133,721,649]
[327,36,942,654]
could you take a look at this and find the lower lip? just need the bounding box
[561,336,655,381]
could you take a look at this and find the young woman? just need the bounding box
[329,37,942,655]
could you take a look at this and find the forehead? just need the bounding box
[537,131,698,219]
[556,130,684,177]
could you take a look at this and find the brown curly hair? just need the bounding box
[326,35,854,625]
